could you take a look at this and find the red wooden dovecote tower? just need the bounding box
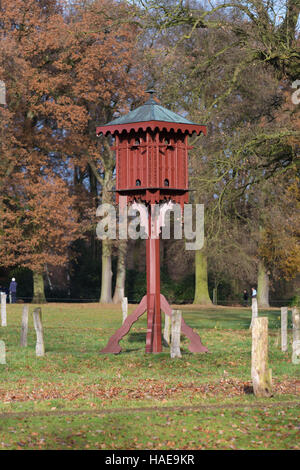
[97,90,208,354]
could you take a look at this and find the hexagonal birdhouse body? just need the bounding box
[96,92,206,206]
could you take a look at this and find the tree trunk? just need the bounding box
[193,248,212,305]
[32,271,46,304]
[212,285,218,305]
[97,161,114,304]
[113,240,127,304]
[121,297,128,324]
[231,278,240,301]
[100,239,113,303]
[257,260,270,308]
[251,317,273,397]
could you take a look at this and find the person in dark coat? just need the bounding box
[9,278,17,303]
[243,289,249,307]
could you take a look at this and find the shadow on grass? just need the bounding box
[243,385,254,394]
[116,347,142,354]
[128,332,146,343]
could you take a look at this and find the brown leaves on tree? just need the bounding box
[0,168,80,273]
[0,0,144,278]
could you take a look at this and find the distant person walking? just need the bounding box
[243,289,249,307]
[9,278,17,303]
[251,287,257,299]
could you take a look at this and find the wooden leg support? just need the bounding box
[100,296,147,354]
[100,294,208,354]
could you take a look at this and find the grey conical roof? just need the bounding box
[105,96,198,126]
[96,92,206,136]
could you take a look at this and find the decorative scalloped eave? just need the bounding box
[96,120,207,137]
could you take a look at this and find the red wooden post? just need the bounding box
[146,206,162,353]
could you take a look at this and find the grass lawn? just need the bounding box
[0,302,299,450]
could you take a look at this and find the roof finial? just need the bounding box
[146,86,155,96]
[145,85,157,105]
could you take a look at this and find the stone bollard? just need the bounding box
[281,307,288,352]
[170,310,182,359]
[122,297,128,324]
[20,305,29,347]
[1,292,7,327]
[33,307,45,357]
[251,317,273,397]
[292,307,300,365]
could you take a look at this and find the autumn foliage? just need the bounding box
[0,0,144,299]
[0,0,299,304]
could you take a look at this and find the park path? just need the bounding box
[0,401,299,420]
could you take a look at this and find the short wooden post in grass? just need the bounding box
[20,305,29,347]
[281,307,288,352]
[292,307,300,365]
[249,297,258,329]
[0,340,5,364]
[163,314,171,347]
[251,317,273,397]
[1,292,7,327]
[121,297,128,324]
[170,310,182,358]
[33,307,45,357]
